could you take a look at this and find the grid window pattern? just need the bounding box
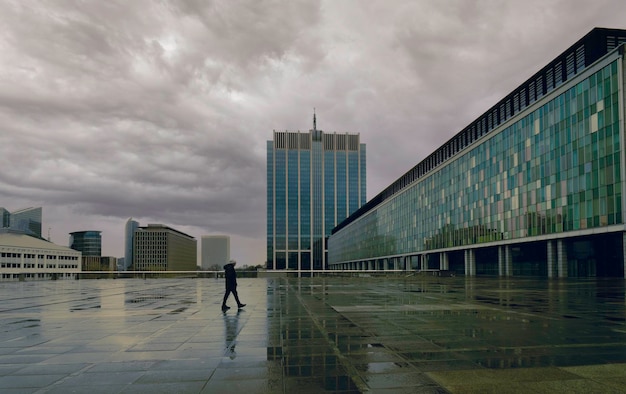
[133,227,196,271]
[334,28,626,236]
[329,58,622,263]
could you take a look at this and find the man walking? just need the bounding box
[222,260,245,312]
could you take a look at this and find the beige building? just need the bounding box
[133,224,197,271]
[0,229,81,280]
[82,256,117,271]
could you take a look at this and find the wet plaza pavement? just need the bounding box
[1,276,626,393]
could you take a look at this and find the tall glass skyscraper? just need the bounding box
[124,218,139,270]
[10,207,42,238]
[267,114,366,271]
[0,208,10,228]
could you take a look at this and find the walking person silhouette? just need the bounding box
[222,260,245,312]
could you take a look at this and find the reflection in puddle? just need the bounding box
[224,309,241,359]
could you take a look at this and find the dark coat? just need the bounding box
[223,263,237,290]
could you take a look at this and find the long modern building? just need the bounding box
[329,27,626,278]
[133,224,197,271]
[267,114,366,271]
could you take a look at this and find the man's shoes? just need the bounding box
[238,304,246,309]
[222,305,230,311]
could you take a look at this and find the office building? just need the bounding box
[0,229,81,280]
[69,230,117,271]
[0,208,9,228]
[201,235,230,270]
[82,256,117,271]
[9,207,42,238]
[133,224,197,271]
[267,114,366,271]
[329,28,626,278]
[124,218,139,270]
[69,231,102,256]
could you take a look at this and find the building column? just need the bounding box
[504,245,512,277]
[557,239,568,278]
[465,249,476,276]
[421,254,426,271]
[471,249,476,276]
[498,246,504,276]
[440,252,449,270]
[547,241,556,278]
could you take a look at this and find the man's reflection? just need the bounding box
[223,309,241,359]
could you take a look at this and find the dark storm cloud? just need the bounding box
[1,0,625,263]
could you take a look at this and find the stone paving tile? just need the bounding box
[1,276,626,392]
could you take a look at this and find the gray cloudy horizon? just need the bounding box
[1,0,625,264]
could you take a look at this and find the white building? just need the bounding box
[0,229,81,280]
[201,235,230,270]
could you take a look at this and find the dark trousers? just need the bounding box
[222,287,242,307]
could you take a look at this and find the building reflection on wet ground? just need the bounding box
[1,276,626,393]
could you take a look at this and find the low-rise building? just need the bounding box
[0,229,81,280]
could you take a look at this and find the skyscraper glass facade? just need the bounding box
[329,28,626,278]
[69,231,102,257]
[0,208,9,228]
[10,207,42,238]
[124,218,139,270]
[267,123,366,271]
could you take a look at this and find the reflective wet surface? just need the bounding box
[1,276,626,393]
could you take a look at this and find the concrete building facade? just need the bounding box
[0,229,81,280]
[133,224,197,271]
[329,28,626,278]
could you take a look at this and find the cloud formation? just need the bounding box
[1,0,624,264]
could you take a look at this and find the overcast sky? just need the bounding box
[1,1,625,265]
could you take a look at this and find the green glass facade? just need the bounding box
[267,127,366,271]
[329,30,626,278]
